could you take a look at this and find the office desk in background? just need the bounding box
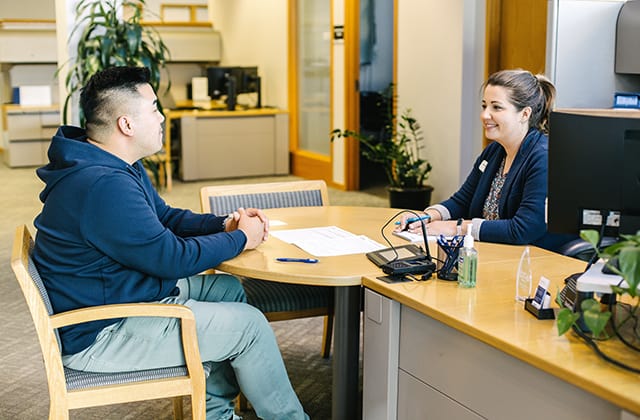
[163,104,289,189]
[217,206,405,420]
[362,244,640,420]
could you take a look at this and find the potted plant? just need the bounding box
[57,0,170,186]
[331,84,433,210]
[556,229,640,369]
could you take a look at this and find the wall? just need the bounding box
[546,0,640,108]
[359,0,394,93]
[209,0,289,109]
[396,0,486,203]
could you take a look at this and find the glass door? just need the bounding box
[290,0,332,181]
[298,0,330,154]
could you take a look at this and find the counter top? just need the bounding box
[363,242,640,415]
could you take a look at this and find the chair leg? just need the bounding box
[321,313,334,358]
[172,396,184,420]
[49,404,70,420]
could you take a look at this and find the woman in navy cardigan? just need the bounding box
[400,69,572,252]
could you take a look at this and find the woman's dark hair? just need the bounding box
[483,69,556,134]
[80,67,151,136]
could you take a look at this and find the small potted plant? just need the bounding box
[556,229,640,369]
[331,84,433,210]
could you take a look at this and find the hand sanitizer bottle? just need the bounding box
[515,246,532,301]
[457,224,477,288]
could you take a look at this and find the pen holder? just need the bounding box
[436,235,463,281]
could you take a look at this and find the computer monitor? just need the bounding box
[547,109,640,237]
[206,66,261,110]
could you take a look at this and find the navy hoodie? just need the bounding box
[33,126,247,355]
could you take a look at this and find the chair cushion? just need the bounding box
[64,362,212,391]
[242,278,333,313]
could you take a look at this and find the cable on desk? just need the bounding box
[572,323,640,374]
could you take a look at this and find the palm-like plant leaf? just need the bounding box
[57,0,170,124]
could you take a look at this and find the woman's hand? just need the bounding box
[394,209,439,233]
[423,220,470,237]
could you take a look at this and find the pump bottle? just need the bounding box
[457,224,478,288]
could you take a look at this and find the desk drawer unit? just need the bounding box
[179,113,289,181]
[363,289,623,420]
[398,304,619,420]
[4,109,59,167]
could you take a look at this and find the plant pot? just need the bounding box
[387,185,434,210]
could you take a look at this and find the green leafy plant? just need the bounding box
[331,85,432,189]
[556,230,640,339]
[57,0,171,187]
[59,0,170,123]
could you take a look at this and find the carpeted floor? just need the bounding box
[0,161,387,419]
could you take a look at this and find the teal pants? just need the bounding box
[62,274,309,420]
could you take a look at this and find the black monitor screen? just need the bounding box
[206,66,259,98]
[548,110,640,237]
[207,66,239,99]
[238,66,259,94]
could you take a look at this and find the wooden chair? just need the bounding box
[10,225,207,420]
[200,180,335,358]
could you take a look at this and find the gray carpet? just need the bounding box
[0,161,387,419]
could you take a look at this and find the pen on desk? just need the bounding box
[394,214,431,226]
[276,257,319,264]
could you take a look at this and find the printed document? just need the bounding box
[270,226,385,257]
[393,230,441,243]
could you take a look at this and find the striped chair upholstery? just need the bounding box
[200,181,334,358]
[11,225,207,419]
[64,363,212,391]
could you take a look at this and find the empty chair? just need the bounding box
[200,180,335,358]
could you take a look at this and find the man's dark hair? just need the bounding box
[80,66,151,136]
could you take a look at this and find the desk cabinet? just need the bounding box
[2,105,59,167]
[178,110,289,181]
[363,289,624,420]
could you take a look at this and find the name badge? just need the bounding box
[479,160,488,172]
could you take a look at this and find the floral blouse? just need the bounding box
[482,158,506,220]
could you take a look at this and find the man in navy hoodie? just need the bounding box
[32,66,308,420]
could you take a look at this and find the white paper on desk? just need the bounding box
[270,226,385,257]
[269,220,287,227]
[393,230,443,243]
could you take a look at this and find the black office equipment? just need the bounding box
[206,66,261,110]
[366,244,426,267]
[548,110,640,237]
[367,243,435,278]
[367,213,436,278]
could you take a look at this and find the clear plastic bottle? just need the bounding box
[457,225,478,288]
[515,246,532,301]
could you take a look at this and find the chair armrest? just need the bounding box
[50,303,205,381]
[50,303,194,329]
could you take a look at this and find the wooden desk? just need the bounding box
[162,107,289,190]
[217,206,406,420]
[362,244,640,419]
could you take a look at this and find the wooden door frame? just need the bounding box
[343,0,361,190]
